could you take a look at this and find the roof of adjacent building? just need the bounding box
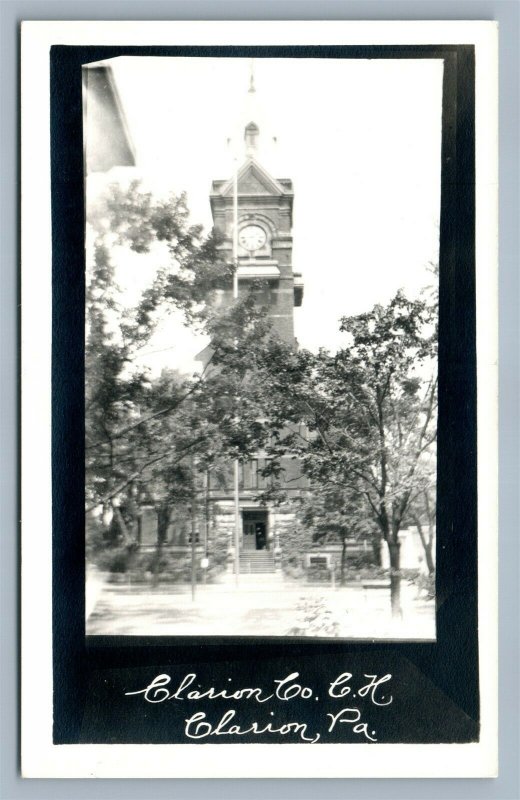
[82,64,136,174]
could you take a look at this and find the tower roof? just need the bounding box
[211,157,293,200]
[210,62,294,227]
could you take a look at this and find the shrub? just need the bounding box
[280,524,313,567]
[126,549,228,584]
[407,570,436,599]
[306,565,332,583]
[288,597,342,637]
[345,550,377,570]
[92,542,138,573]
[283,562,306,580]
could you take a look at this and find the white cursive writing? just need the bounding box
[185,709,320,743]
[125,673,274,704]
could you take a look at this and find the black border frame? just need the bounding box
[50,44,477,745]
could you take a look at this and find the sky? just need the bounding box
[86,56,443,375]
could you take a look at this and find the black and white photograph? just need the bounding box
[84,56,441,639]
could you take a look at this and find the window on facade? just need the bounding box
[240,458,273,490]
[240,459,258,490]
[250,459,259,489]
[257,458,271,490]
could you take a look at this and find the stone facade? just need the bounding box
[210,157,303,346]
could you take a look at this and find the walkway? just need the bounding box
[86,570,435,639]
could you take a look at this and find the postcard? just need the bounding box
[21,20,498,778]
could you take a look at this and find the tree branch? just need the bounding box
[86,349,218,451]
[85,434,208,512]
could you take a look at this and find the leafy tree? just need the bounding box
[85,180,294,566]
[85,180,233,546]
[298,487,376,585]
[334,292,437,615]
[257,291,437,617]
[408,453,436,575]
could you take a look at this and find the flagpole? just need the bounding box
[233,154,240,587]
[191,454,197,602]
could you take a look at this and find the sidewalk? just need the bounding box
[86,571,435,639]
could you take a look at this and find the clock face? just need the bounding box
[239,224,267,252]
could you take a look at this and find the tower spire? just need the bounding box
[244,59,259,156]
[248,58,256,94]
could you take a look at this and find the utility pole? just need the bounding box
[203,469,210,585]
[228,62,256,587]
[233,153,240,587]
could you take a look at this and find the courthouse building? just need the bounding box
[139,108,310,575]
[133,94,312,575]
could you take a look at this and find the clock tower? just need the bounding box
[209,121,303,346]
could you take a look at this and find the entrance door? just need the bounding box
[242,520,257,551]
[242,511,268,551]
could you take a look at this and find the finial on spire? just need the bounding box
[244,121,259,155]
[248,58,256,94]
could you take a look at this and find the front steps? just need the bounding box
[239,550,276,574]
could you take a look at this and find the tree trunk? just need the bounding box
[113,506,131,544]
[426,523,435,574]
[152,508,169,587]
[387,540,402,618]
[157,507,170,544]
[423,538,435,575]
[371,534,382,566]
[340,538,347,586]
[414,516,435,574]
